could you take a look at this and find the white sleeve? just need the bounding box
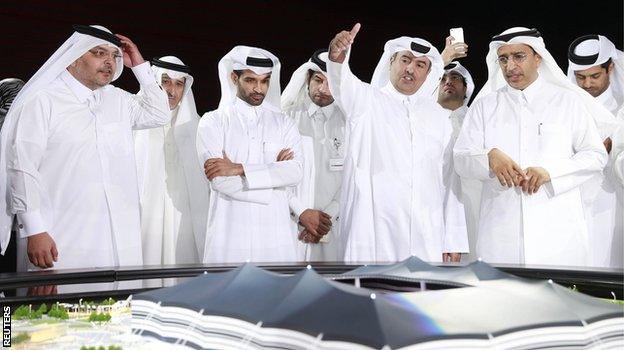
[196,112,273,204]
[326,51,374,123]
[127,62,171,130]
[453,101,494,181]
[544,100,608,196]
[6,98,51,237]
[243,116,303,190]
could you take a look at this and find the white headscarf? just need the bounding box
[281,49,328,112]
[371,37,444,100]
[151,56,196,117]
[216,46,281,112]
[474,27,621,139]
[567,35,624,104]
[443,61,475,106]
[0,25,124,255]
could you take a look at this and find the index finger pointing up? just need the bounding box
[350,23,361,39]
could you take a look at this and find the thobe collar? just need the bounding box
[59,69,100,104]
[450,105,468,119]
[382,82,413,104]
[595,85,618,113]
[306,99,337,121]
[234,96,262,118]
[506,75,545,105]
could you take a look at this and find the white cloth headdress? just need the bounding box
[216,46,281,111]
[135,55,209,260]
[281,49,329,112]
[443,61,475,106]
[0,25,123,255]
[371,37,444,100]
[474,27,621,139]
[567,35,624,105]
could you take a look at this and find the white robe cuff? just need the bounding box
[243,163,272,190]
[323,200,340,219]
[17,210,48,238]
[289,198,308,222]
[132,62,156,86]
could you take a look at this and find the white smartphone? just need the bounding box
[450,27,464,44]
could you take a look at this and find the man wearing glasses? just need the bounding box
[453,27,609,267]
[0,25,169,270]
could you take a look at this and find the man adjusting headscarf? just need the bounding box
[0,25,170,270]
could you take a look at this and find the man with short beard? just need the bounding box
[282,49,345,261]
[197,46,303,263]
[0,25,170,270]
[454,27,610,266]
[567,35,624,268]
[326,23,468,263]
[568,35,623,115]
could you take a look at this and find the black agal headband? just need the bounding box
[73,25,121,47]
[568,34,600,66]
[151,58,192,74]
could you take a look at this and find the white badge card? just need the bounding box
[329,158,344,171]
[450,28,464,44]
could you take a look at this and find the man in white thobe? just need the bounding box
[437,62,481,262]
[0,25,170,270]
[454,27,611,267]
[134,56,209,266]
[609,120,624,267]
[567,35,624,268]
[327,23,468,263]
[197,46,303,263]
[282,49,345,261]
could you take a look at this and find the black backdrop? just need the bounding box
[1,0,622,114]
[0,0,622,272]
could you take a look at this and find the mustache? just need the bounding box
[313,92,332,99]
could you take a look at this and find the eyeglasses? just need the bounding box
[496,52,530,66]
[89,48,122,61]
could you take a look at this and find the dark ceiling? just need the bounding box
[1,0,622,113]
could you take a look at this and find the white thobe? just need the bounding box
[449,106,483,262]
[287,100,346,261]
[135,107,208,266]
[453,77,607,266]
[196,98,303,263]
[595,85,621,115]
[581,85,620,267]
[609,122,624,268]
[327,58,468,263]
[7,63,170,270]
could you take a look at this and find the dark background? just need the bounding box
[1,0,622,114]
[0,0,622,272]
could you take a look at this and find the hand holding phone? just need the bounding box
[450,28,464,44]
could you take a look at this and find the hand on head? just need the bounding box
[114,34,144,68]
